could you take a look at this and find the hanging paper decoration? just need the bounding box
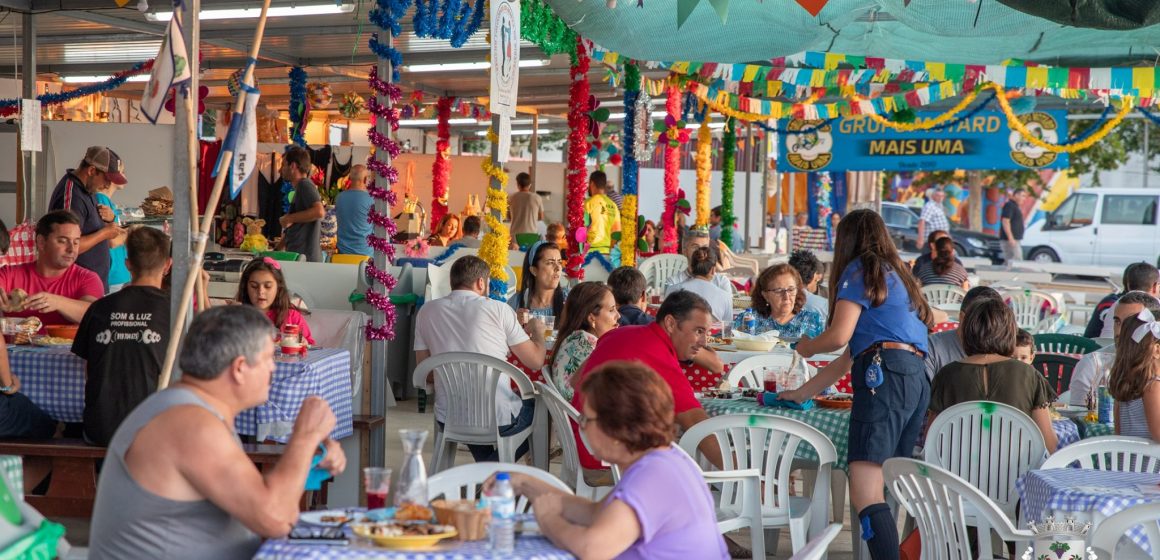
[619,62,641,266]
[565,37,591,278]
[660,85,681,253]
[676,0,731,29]
[163,84,208,115]
[655,113,691,148]
[520,0,579,60]
[586,95,610,138]
[430,96,453,231]
[339,92,366,119]
[632,89,656,161]
[288,66,310,147]
[308,82,333,109]
[793,0,830,17]
[363,0,411,342]
[225,67,259,98]
[720,117,737,248]
[694,119,712,228]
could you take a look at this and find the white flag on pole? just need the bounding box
[141,12,192,124]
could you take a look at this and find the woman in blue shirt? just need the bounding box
[96,185,130,291]
[781,209,933,560]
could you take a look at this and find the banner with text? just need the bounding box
[776,110,1070,172]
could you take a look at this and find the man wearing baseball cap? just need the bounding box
[48,146,127,291]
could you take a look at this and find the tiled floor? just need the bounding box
[53,395,860,558]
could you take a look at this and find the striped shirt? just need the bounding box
[1119,377,1160,439]
[913,259,968,287]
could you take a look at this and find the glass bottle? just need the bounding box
[394,429,429,508]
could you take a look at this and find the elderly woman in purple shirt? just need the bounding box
[490,361,727,559]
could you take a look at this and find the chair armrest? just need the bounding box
[701,469,762,483]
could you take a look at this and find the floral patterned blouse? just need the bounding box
[733,308,825,340]
[550,330,598,401]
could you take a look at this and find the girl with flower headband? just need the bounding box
[235,257,315,345]
[1109,307,1160,440]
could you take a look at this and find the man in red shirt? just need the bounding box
[0,211,104,326]
[571,290,723,474]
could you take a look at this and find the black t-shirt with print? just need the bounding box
[72,286,171,445]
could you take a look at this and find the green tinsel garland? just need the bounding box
[720,117,736,248]
[521,0,578,62]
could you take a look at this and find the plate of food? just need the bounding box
[299,509,360,527]
[351,521,457,549]
[814,393,854,409]
[31,335,72,348]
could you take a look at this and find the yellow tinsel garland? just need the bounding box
[694,120,712,228]
[856,87,981,131]
[479,154,511,284]
[985,82,1135,153]
[620,194,638,266]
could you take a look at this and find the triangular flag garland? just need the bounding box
[141,7,191,125]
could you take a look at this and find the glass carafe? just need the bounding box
[394,429,429,507]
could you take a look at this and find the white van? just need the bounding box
[1021,188,1160,266]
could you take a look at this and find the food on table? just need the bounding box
[319,514,350,524]
[142,187,175,216]
[11,317,42,344]
[394,502,434,522]
[357,521,454,537]
[33,336,73,346]
[3,289,27,313]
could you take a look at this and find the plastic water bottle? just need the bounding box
[1098,380,1114,425]
[742,308,757,334]
[488,472,516,553]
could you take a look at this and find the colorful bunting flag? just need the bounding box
[141,9,191,124]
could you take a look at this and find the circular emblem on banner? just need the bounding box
[784,119,834,172]
[494,2,518,92]
[1008,112,1061,168]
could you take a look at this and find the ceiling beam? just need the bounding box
[0,0,31,10]
[0,24,368,46]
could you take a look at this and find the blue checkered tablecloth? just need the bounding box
[1018,469,1160,554]
[254,535,574,559]
[7,345,353,441]
[1053,419,1081,448]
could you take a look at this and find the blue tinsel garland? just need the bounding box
[582,251,613,272]
[369,0,413,82]
[412,0,487,49]
[622,88,639,198]
[431,242,466,265]
[0,59,153,110]
[288,66,308,147]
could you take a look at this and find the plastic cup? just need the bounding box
[542,315,555,338]
[364,467,392,509]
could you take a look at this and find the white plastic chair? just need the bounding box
[639,254,689,292]
[502,265,518,300]
[1091,502,1160,560]
[788,523,842,560]
[678,414,836,555]
[424,263,452,301]
[534,381,612,500]
[921,284,967,307]
[427,462,571,514]
[669,444,766,560]
[924,400,1047,560]
[1041,435,1160,472]
[1006,290,1060,331]
[412,352,537,473]
[726,353,797,389]
[884,458,1035,560]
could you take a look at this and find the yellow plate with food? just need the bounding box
[352,522,457,550]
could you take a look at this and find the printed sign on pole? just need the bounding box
[489,0,520,117]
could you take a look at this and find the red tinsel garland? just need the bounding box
[564,37,591,279]
[661,85,681,253]
[430,96,453,231]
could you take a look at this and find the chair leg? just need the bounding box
[975,519,994,560]
[832,469,848,526]
[789,518,808,555]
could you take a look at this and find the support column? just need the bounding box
[367,47,393,470]
[20,13,35,223]
[169,1,198,360]
[530,113,539,191]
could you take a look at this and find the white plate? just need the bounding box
[299,510,360,526]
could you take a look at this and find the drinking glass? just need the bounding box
[363,467,392,509]
[542,315,556,338]
[763,369,778,393]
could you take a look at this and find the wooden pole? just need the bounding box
[183,0,208,313]
[158,0,272,390]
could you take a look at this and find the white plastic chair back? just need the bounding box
[502,265,518,300]
[427,462,571,514]
[639,254,689,292]
[581,260,611,283]
[678,414,836,553]
[726,353,796,389]
[1006,290,1057,331]
[425,263,452,301]
[1041,435,1160,472]
[412,352,535,472]
[788,523,842,560]
[921,284,966,307]
[1032,313,1063,334]
[670,444,765,559]
[924,400,1046,519]
[884,458,1034,560]
[534,381,613,500]
[1090,501,1160,560]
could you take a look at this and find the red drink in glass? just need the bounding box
[366,490,388,510]
[763,380,778,393]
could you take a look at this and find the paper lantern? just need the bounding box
[308,82,333,109]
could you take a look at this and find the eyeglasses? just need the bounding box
[762,287,797,298]
[578,413,598,429]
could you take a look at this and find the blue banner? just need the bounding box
[776,110,1069,173]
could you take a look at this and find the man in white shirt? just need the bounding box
[1068,291,1160,407]
[414,256,546,461]
[664,230,733,294]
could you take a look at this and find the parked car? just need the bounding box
[880,201,1004,262]
[1021,187,1160,267]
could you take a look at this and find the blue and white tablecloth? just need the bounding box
[1053,419,1081,449]
[1018,469,1160,554]
[254,535,574,559]
[7,345,354,441]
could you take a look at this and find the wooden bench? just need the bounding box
[0,439,288,517]
[352,414,385,507]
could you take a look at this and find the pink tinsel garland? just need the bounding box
[364,65,403,341]
[661,85,681,253]
[430,96,453,231]
[564,37,591,279]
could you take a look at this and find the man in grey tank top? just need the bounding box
[89,306,347,560]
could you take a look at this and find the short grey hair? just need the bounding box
[450,255,491,290]
[1117,290,1160,315]
[179,305,276,380]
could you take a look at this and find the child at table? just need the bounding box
[235,258,314,345]
[1014,329,1036,365]
[1109,309,1160,441]
[780,209,933,560]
